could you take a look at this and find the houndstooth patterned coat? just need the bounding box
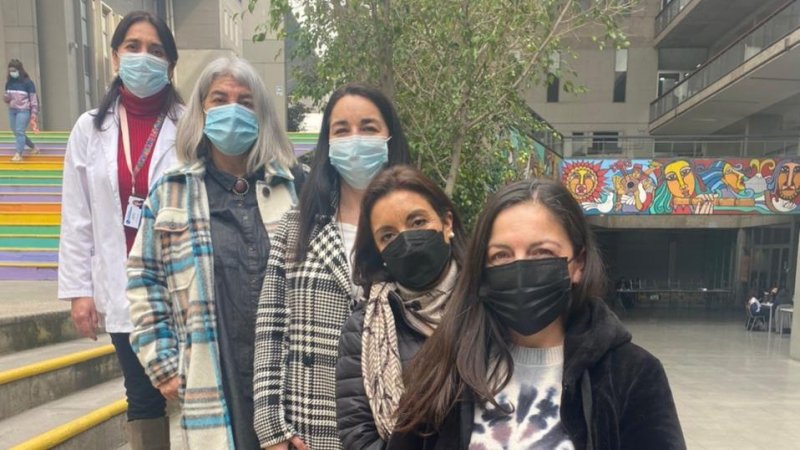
[253,209,358,449]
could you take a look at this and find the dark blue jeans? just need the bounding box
[110,333,167,421]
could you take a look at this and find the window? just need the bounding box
[547,76,560,103]
[590,132,620,155]
[613,49,627,103]
[546,52,560,103]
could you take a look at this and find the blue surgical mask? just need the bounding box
[9,70,19,79]
[204,103,259,156]
[118,53,169,98]
[329,135,389,189]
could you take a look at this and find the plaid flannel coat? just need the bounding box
[127,160,298,449]
[253,209,358,449]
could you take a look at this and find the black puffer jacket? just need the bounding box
[387,299,686,450]
[336,291,427,450]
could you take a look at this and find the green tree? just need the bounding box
[250,0,633,219]
[287,101,310,132]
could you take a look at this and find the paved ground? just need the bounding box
[3,283,797,448]
[0,280,66,319]
[624,308,799,450]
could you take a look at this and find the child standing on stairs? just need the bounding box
[4,59,39,162]
[57,11,183,450]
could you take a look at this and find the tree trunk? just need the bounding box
[378,0,395,98]
[445,132,465,196]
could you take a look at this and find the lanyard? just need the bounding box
[119,103,166,196]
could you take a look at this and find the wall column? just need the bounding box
[790,225,800,360]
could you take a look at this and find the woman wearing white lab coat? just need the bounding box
[57,11,182,449]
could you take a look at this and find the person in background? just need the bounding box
[775,286,792,307]
[128,56,300,449]
[58,11,182,449]
[336,165,466,449]
[4,59,39,161]
[253,83,411,450]
[389,178,685,449]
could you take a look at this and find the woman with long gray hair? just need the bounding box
[127,56,303,449]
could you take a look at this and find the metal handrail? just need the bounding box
[655,0,696,37]
[565,134,800,158]
[650,0,800,123]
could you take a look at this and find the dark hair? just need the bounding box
[294,83,411,260]
[352,165,466,291]
[7,59,30,83]
[92,11,182,130]
[394,178,606,432]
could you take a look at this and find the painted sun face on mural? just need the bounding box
[722,163,746,193]
[664,160,696,199]
[568,167,598,199]
[777,162,800,201]
[562,161,607,203]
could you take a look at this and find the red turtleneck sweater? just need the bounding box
[117,87,166,254]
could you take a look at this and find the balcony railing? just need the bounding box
[655,0,695,37]
[566,135,800,158]
[650,0,800,123]
[530,109,564,157]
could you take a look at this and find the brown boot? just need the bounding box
[126,417,170,450]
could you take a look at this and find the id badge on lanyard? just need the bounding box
[124,195,145,229]
[120,104,165,230]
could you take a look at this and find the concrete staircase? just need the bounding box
[0,130,320,448]
[0,309,127,449]
[0,131,65,281]
[0,131,316,282]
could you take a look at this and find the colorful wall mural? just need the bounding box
[508,129,562,180]
[561,158,800,215]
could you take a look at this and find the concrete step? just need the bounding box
[0,179,62,186]
[0,249,58,264]
[0,212,61,226]
[0,161,64,171]
[0,336,120,420]
[0,147,66,157]
[0,193,62,203]
[0,184,62,193]
[0,236,59,249]
[0,378,126,449]
[0,265,58,280]
[0,310,76,356]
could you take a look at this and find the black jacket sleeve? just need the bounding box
[336,305,386,450]
[618,354,686,450]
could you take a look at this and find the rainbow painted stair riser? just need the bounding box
[0,135,66,281]
[0,131,315,281]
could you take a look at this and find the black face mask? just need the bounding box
[480,257,572,336]
[381,229,452,290]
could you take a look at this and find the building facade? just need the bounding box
[0,0,287,132]
[528,0,800,356]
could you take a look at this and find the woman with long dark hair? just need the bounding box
[253,84,411,450]
[336,165,466,449]
[389,179,685,449]
[4,59,39,161]
[58,11,182,449]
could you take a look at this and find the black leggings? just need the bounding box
[110,333,167,421]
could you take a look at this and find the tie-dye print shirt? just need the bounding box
[470,345,574,450]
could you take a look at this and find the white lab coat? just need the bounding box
[58,104,180,332]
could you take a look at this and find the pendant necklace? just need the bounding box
[232,177,249,200]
